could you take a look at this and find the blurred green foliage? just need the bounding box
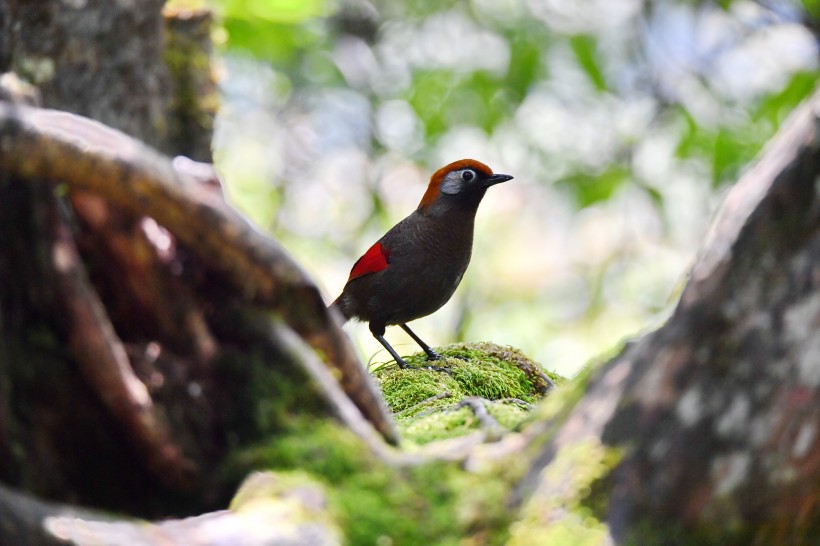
[569,34,609,93]
[206,0,819,376]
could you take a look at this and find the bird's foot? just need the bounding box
[424,348,443,361]
[422,349,455,373]
[422,364,452,375]
[420,348,472,372]
[396,357,452,375]
[424,348,467,361]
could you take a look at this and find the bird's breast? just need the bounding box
[366,213,475,325]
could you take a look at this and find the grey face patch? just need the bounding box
[440,169,475,195]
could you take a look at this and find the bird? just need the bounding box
[330,159,513,369]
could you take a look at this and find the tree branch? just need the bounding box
[0,101,397,445]
[47,191,197,490]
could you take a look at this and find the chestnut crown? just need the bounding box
[418,159,513,210]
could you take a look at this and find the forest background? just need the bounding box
[209,0,819,376]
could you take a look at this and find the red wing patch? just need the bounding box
[347,242,390,281]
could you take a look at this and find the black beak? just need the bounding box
[484,173,513,186]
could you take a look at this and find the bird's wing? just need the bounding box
[347,241,390,282]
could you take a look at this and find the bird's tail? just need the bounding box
[328,295,352,323]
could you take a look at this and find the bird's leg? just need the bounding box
[370,323,450,372]
[373,332,410,369]
[399,323,443,361]
[369,322,410,368]
[400,323,472,364]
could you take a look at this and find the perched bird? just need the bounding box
[330,159,512,369]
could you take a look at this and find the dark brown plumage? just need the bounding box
[331,159,512,368]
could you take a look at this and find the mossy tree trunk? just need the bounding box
[508,97,820,544]
[0,1,818,545]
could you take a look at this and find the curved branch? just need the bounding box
[0,102,397,445]
[0,473,339,546]
[48,192,196,489]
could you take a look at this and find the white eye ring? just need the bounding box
[461,169,476,182]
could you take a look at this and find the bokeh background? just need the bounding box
[196,0,819,377]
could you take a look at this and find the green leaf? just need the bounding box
[569,34,608,93]
[560,166,629,208]
[506,33,546,101]
[711,128,760,188]
[674,106,699,159]
[460,71,512,132]
[220,0,329,24]
[222,17,324,64]
[801,0,820,20]
[407,69,458,139]
[753,70,819,127]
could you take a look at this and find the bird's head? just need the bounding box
[417,159,513,212]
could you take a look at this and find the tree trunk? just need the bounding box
[511,92,820,545]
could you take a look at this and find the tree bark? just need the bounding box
[1,0,170,148]
[512,89,820,545]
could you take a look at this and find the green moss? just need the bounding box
[398,406,478,444]
[486,401,531,429]
[226,471,341,543]
[223,342,570,545]
[373,342,564,444]
[374,341,562,396]
[216,346,326,443]
[226,420,499,545]
[507,439,623,546]
[230,420,365,482]
[377,367,459,414]
[163,7,218,158]
[337,463,464,546]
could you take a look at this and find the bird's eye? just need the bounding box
[461,170,475,182]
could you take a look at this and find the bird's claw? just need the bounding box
[425,349,443,361]
[396,360,452,375]
[426,349,469,361]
